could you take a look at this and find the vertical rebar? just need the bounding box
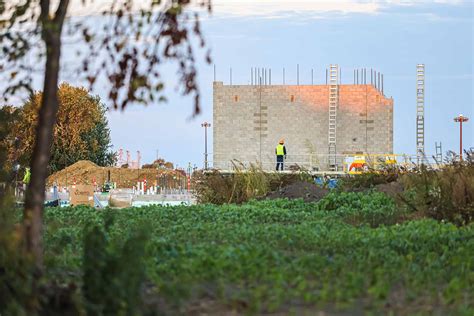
[378,72,380,91]
[356,69,359,84]
[353,69,356,84]
[381,74,384,94]
[311,68,314,85]
[374,70,377,89]
[283,67,285,85]
[251,68,253,85]
[325,69,328,85]
[297,64,299,85]
[269,68,272,85]
[213,64,216,81]
[370,69,373,85]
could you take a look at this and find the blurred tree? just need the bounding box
[0,0,212,297]
[0,106,21,182]
[9,83,115,173]
[164,161,174,169]
[142,158,175,169]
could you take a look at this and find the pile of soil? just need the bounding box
[47,160,184,188]
[374,181,404,197]
[265,181,329,202]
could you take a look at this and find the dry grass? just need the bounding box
[399,151,474,225]
[191,161,308,204]
[192,162,273,204]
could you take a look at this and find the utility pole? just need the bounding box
[453,114,469,161]
[201,122,211,169]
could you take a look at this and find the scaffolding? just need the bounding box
[416,64,425,164]
[328,64,339,170]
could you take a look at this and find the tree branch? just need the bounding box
[53,0,70,24]
[39,0,50,23]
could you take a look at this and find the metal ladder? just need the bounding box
[435,142,442,164]
[416,64,425,164]
[328,64,339,170]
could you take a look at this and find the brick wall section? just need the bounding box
[213,82,393,170]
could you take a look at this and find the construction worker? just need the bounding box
[22,167,31,193]
[275,139,287,171]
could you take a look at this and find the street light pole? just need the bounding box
[454,114,469,161]
[201,122,211,169]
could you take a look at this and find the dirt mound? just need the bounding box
[374,181,404,197]
[47,160,185,189]
[265,181,329,202]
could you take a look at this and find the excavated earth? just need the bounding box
[265,181,329,202]
[47,160,183,188]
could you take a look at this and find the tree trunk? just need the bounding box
[23,27,62,270]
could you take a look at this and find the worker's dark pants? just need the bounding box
[276,155,284,171]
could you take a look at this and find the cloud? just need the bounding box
[55,0,468,19]
[200,0,470,20]
[209,1,381,17]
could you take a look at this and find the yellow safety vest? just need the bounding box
[276,144,285,155]
[23,168,31,184]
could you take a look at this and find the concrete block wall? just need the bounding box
[213,82,393,170]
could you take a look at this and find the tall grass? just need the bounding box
[192,162,273,204]
[192,161,309,204]
[399,150,474,225]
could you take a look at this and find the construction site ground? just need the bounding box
[47,160,185,188]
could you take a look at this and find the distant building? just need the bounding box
[213,67,393,171]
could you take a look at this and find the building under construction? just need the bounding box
[213,65,393,171]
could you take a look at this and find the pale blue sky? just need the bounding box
[31,1,474,167]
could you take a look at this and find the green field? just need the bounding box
[40,191,473,315]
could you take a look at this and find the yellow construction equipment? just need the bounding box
[346,154,398,174]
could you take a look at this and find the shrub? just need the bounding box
[340,165,401,190]
[82,215,150,315]
[0,192,35,315]
[399,153,474,226]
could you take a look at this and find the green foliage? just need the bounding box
[38,197,474,315]
[82,215,149,315]
[69,97,115,169]
[316,191,401,227]
[0,194,35,315]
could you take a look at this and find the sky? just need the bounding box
[13,0,474,168]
